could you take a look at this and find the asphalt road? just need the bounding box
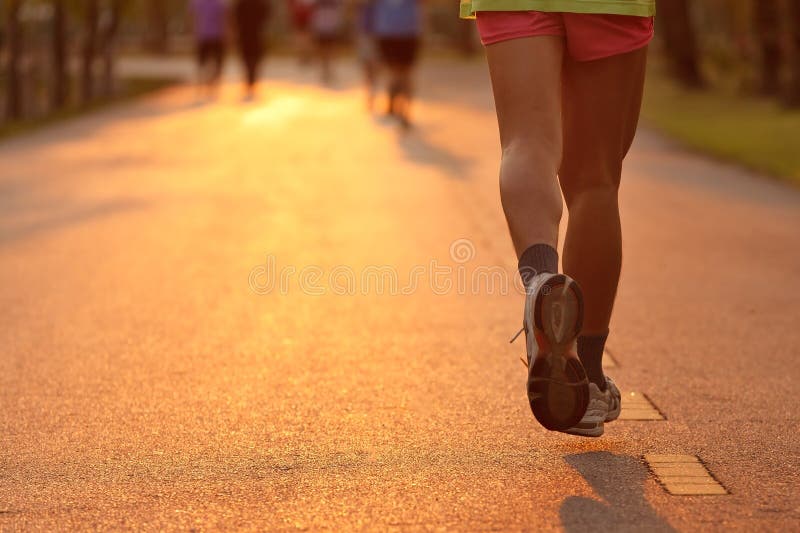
[1,59,798,531]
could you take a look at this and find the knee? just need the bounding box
[501,137,561,178]
[562,181,620,212]
[499,139,564,219]
[559,161,622,208]
[501,140,560,191]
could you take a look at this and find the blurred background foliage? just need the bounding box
[0,0,476,124]
[1,0,798,179]
[649,0,800,181]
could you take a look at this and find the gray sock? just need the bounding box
[518,244,558,288]
[577,333,609,390]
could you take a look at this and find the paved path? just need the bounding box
[1,58,799,530]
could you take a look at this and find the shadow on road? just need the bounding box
[396,130,473,180]
[559,452,676,533]
[0,198,148,246]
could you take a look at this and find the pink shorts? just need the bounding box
[476,11,654,61]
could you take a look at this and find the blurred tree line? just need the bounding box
[0,0,188,123]
[3,1,798,125]
[658,0,800,106]
[0,0,474,124]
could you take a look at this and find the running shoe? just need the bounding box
[565,376,621,438]
[516,273,590,432]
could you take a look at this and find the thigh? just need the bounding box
[385,38,419,70]
[402,37,420,66]
[378,38,401,67]
[241,42,262,60]
[485,35,564,151]
[559,46,648,198]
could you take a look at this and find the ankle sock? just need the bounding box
[577,333,609,390]
[518,244,558,288]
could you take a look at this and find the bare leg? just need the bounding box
[391,65,414,128]
[297,31,312,65]
[488,36,592,432]
[243,51,261,98]
[485,36,565,256]
[318,41,334,84]
[386,67,400,115]
[364,59,378,110]
[559,46,648,335]
[206,44,224,99]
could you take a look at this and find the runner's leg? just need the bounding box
[364,57,377,110]
[387,67,400,115]
[485,36,565,257]
[395,65,413,128]
[213,41,223,83]
[559,46,647,336]
[245,51,259,90]
[319,40,332,83]
[196,41,208,89]
[488,35,592,432]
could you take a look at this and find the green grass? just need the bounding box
[0,77,177,142]
[641,65,800,184]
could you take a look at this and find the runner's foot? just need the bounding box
[520,273,590,431]
[566,376,621,437]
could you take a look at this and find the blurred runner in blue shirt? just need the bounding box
[372,0,422,129]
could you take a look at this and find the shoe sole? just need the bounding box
[566,422,605,438]
[527,275,590,432]
[605,382,622,422]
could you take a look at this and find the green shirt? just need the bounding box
[460,0,656,19]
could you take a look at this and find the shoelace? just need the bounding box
[509,325,528,368]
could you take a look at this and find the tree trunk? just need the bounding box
[81,0,99,105]
[51,0,69,110]
[146,0,169,54]
[5,0,23,120]
[754,0,783,96]
[786,0,800,106]
[100,0,124,97]
[656,0,704,88]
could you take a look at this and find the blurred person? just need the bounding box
[460,1,655,436]
[288,0,315,65]
[356,0,380,110]
[234,0,272,100]
[310,0,345,84]
[373,0,422,129]
[190,0,228,99]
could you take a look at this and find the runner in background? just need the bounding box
[356,0,380,110]
[288,0,315,65]
[234,0,272,100]
[373,0,422,129]
[311,0,345,84]
[189,0,228,99]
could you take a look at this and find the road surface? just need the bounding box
[1,58,799,530]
